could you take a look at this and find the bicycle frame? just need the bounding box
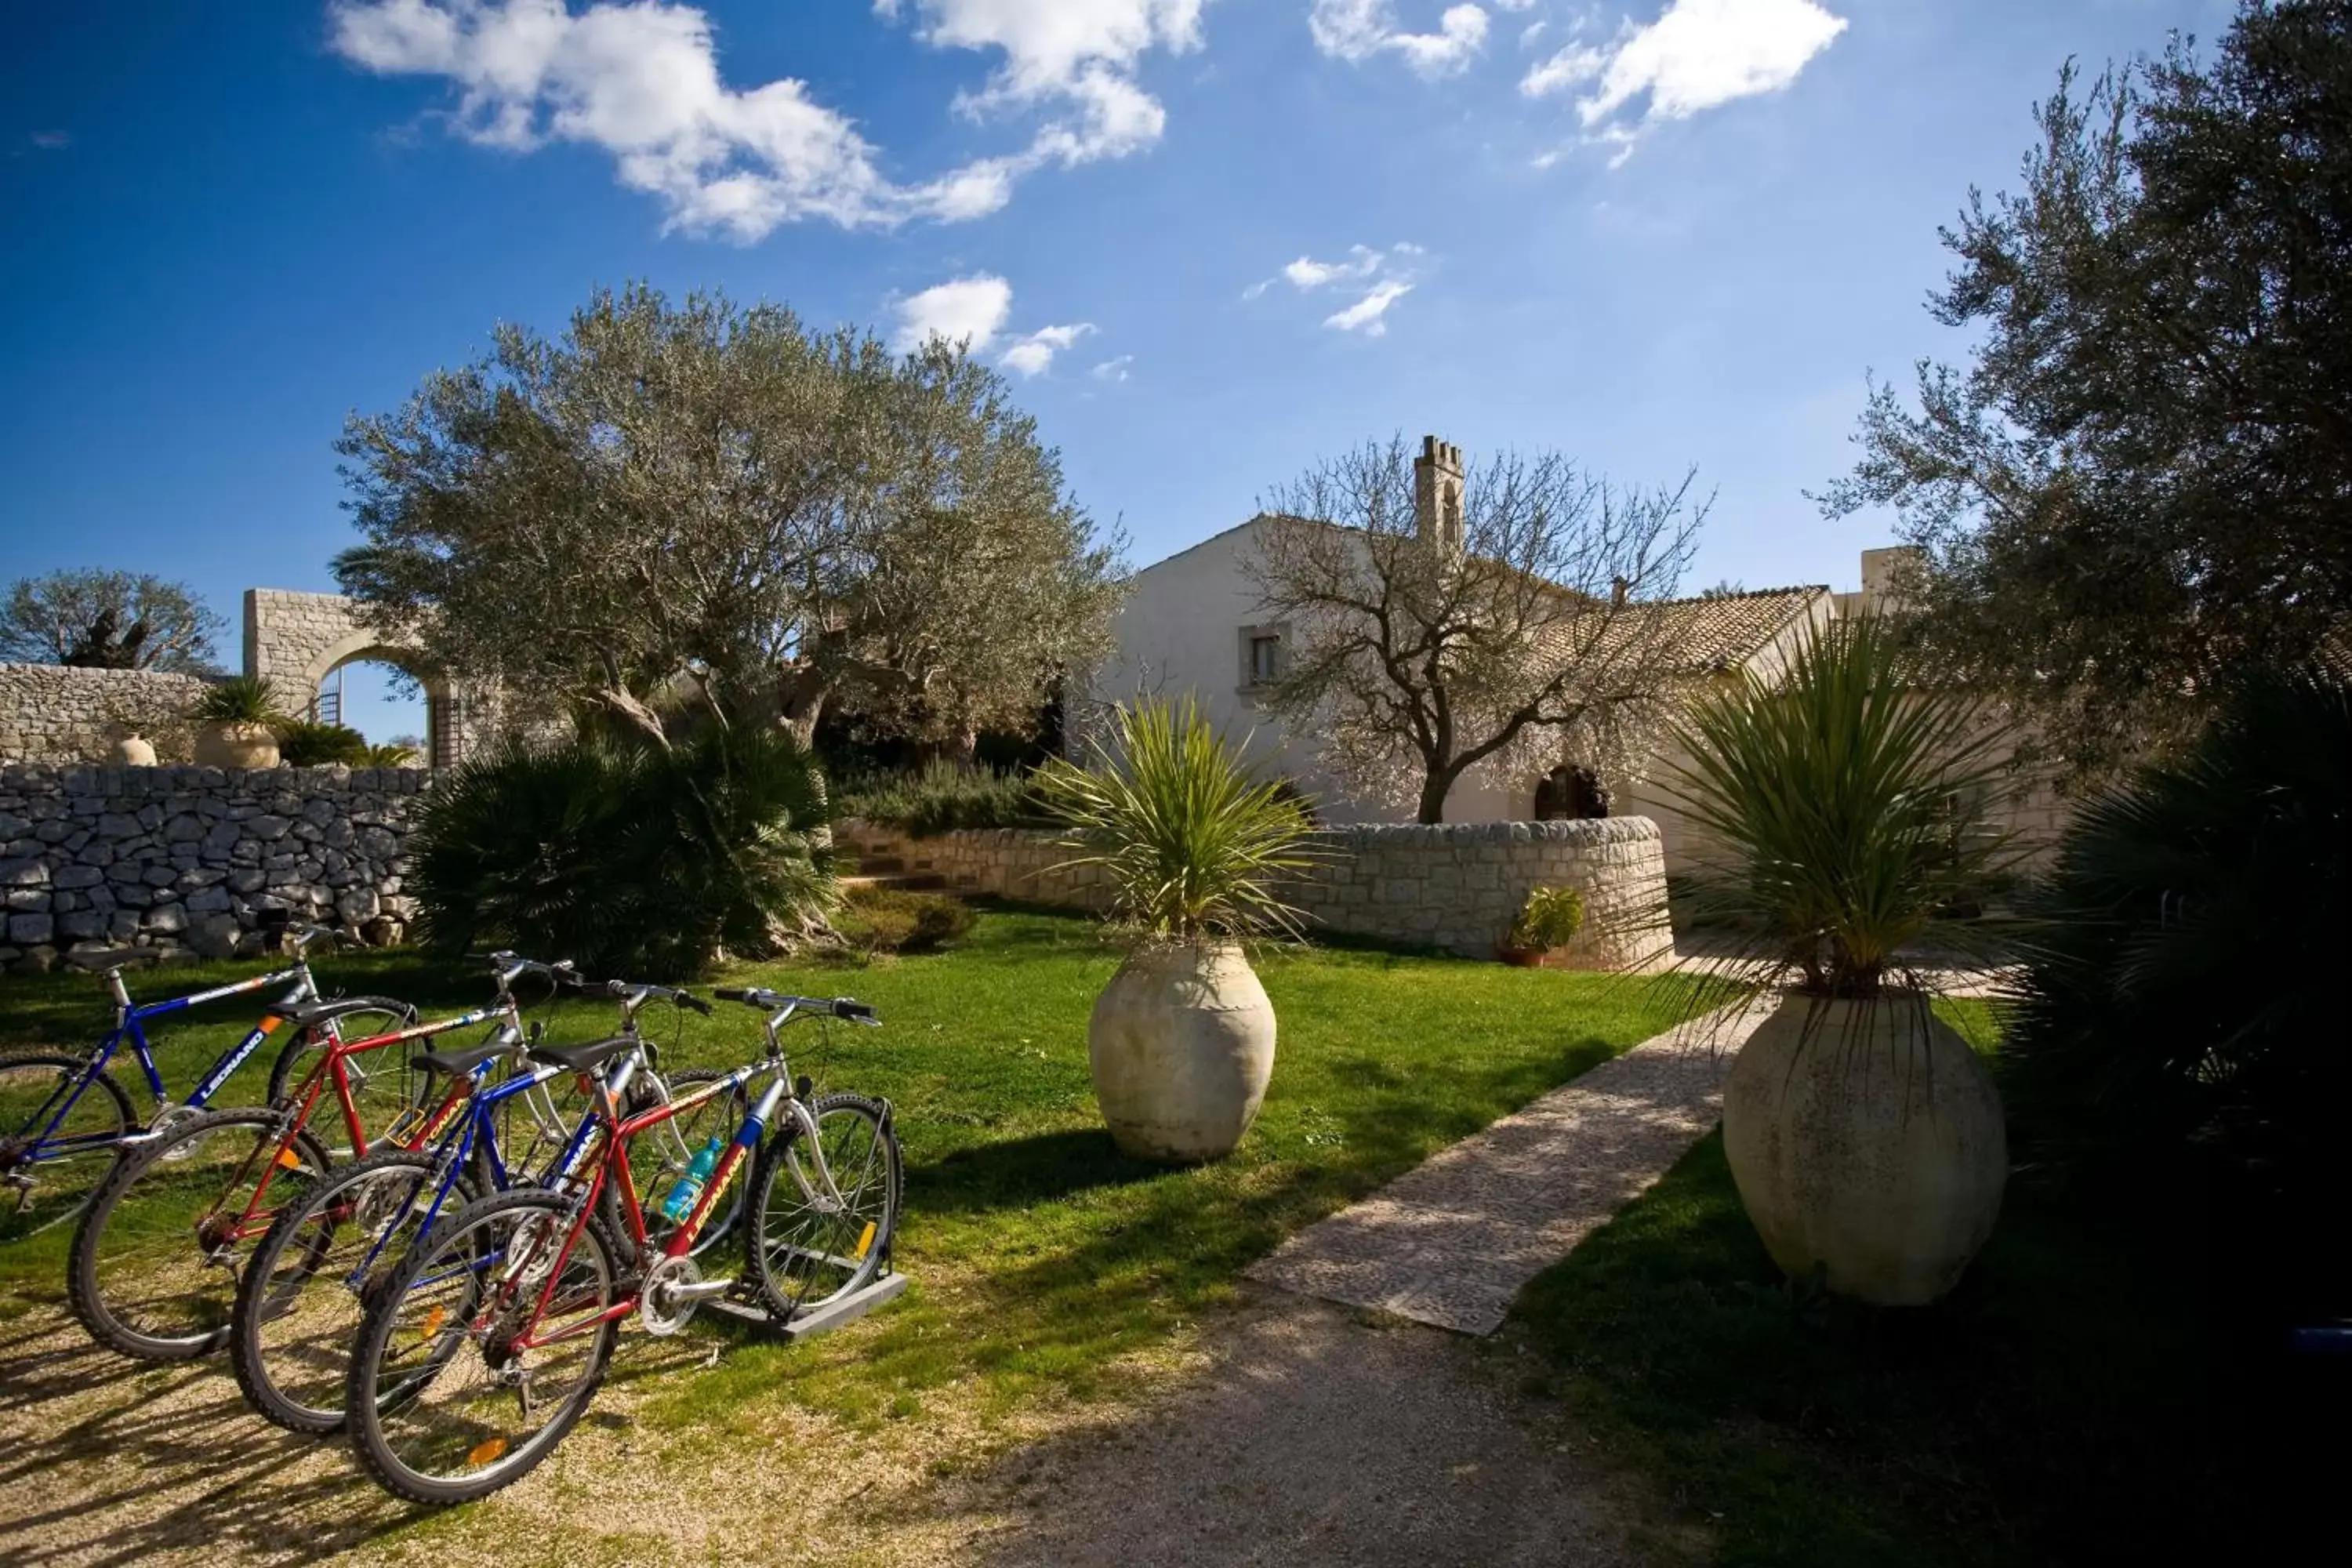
[12,964,321,1167]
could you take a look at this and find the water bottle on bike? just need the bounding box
[660,1133,725,1223]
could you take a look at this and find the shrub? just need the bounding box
[1033,695,1317,941]
[2002,671,2351,1312]
[1508,885,1585,950]
[191,675,287,724]
[274,719,371,766]
[833,758,1050,836]
[410,724,833,977]
[835,886,975,956]
[360,741,419,768]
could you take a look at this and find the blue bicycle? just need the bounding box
[228,975,744,1434]
[0,924,415,1243]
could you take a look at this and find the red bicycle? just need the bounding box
[66,953,579,1361]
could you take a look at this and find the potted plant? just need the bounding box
[1664,616,2016,1306]
[1036,697,1316,1163]
[191,676,288,768]
[1497,884,1584,966]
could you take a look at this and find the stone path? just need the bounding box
[1247,1000,1770,1334]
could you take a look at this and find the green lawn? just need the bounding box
[1504,1000,2332,1566]
[0,906,1697,1437]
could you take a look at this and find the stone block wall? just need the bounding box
[840,816,1674,969]
[0,764,429,974]
[0,664,211,765]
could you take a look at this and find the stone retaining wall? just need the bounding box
[0,664,211,765]
[840,816,1674,969]
[0,764,428,973]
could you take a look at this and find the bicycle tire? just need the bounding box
[0,1051,136,1245]
[231,1146,477,1435]
[347,1188,620,1506]
[67,1107,331,1360]
[743,1092,901,1323]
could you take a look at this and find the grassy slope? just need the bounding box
[1505,1000,2325,1566]
[1,908,1697,1438]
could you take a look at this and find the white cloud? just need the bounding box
[1522,0,1848,155]
[1323,278,1412,336]
[1247,241,1421,336]
[329,1,1206,240]
[1091,355,1134,383]
[1520,20,1547,49]
[1309,2,1490,79]
[893,274,1014,352]
[999,321,1097,376]
[884,1,1204,165]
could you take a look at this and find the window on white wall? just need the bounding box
[1249,633,1281,685]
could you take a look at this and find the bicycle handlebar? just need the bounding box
[713,987,878,1024]
[603,977,713,1016]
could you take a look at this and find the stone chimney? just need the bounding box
[1414,435,1465,559]
[1610,576,1629,607]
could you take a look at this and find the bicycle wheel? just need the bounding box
[744,1093,900,1322]
[347,1189,619,1507]
[0,1051,134,1245]
[232,1147,470,1435]
[632,1068,750,1261]
[67,1108,330,1360]
[265,999,426,1159]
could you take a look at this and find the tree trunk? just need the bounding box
[1415,770,1452,824]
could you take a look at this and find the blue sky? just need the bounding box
[2,1,2227,739]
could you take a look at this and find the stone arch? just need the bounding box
[242,589,484,767]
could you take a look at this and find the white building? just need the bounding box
[1087,435,1940,870]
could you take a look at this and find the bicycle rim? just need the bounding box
[351,1191,616,1505]
[747,1094,899,1321]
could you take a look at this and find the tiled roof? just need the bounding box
[1531,584,1830,676]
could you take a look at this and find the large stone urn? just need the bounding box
[1088,941,1276,1162]
[194,721,279,769]
[108,731,157,766]
[1722,994,2006,1306]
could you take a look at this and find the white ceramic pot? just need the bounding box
[194,721,280,769]
[109,733,158,766]
[1087,940,1276,1163]
[1722,993,2007,1306]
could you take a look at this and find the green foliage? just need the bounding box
[833,886,976,956]
[190,675,288,724]
[1824,2,2352,779]
[2002,671,2351,1312]
[0,568,223,673]
[359,741,419,768]
[271,719,369,766]
[1033,696,1318,942]
[833,760,1048,836]
[1663,617,2016,999]
[410,724,834,977]
[1506,885,1585,951]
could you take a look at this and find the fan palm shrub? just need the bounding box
[1032,697,1316,1161]
[273,720,370,766]
[2003,671,2352,1317]
[411,724,833,977]
[190,675,287,724]
[1661,616,2020,1303]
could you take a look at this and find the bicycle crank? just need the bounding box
[638,1257,738,1336]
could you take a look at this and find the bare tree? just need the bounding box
[1243,437,1706,823]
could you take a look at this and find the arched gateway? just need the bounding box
[241,589,490,767]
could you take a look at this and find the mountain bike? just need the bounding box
[230,978,748,1434]
[0,924,413,1242]
[65,953,579,1362]
[346,989,901,1505]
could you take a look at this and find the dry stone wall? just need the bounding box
[0,764,427,974]
[840,816,1674,969]
[0,664,210,765]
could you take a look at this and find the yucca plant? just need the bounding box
[191,675,287,724]
[412,724,833,977]
[1663,615,2020,1003]
[1033,697,1317,942]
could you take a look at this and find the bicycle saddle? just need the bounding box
[412,1040,510,1079]
[66,946,162,972]
[526,1035,641,1075]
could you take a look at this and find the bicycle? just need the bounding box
[65,952,580,1362]
[230,977,749,1434]
[346,989,902,1505]
[0,923,414,1242]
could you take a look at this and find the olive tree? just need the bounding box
[333,284,1123,750]
[0,569,222,673]
[1243,437,1705,822]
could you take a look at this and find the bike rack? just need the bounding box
[697,1261,909,1342]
